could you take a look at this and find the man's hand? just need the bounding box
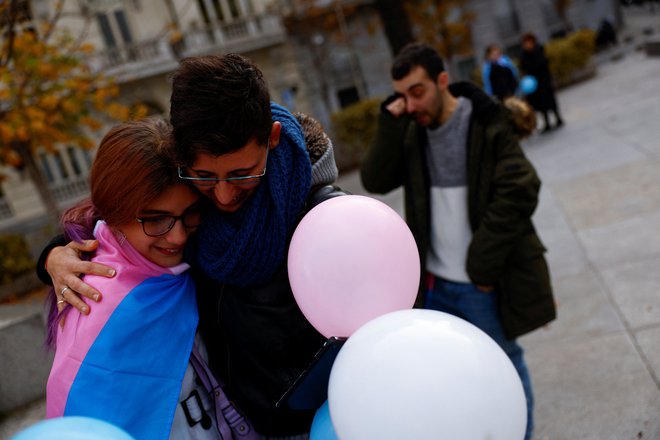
[385,96,406,117]
[47,240,116,314]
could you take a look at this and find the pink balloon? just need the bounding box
[288,195,420,338]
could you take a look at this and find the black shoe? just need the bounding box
[555,119,564,128]
[541,126,553,134]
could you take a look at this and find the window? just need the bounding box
[114,10,133,44]
[96,8,133,48]
[97,13,117,47]
[67,147,82,176]
[54,151,69,180]
[40,153,54,183]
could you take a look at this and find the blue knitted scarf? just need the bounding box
[194,103,312,287]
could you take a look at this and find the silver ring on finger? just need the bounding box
[60,286,70,297]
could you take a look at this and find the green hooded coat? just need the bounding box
[361,81,556,338]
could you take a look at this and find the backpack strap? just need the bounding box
[190,345,259,440]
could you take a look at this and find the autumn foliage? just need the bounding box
[0,0,146,222]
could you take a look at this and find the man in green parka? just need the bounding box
[360,42,556,440]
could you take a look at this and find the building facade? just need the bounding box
[0,0,618,242]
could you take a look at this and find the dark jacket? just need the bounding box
[360,81,555,339]
[520,45,558,112]
[196,185,346,437]
[195,114,345,436]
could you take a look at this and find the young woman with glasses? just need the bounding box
[44,118,252,440]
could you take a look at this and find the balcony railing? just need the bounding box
[52,177,89,204]
[89,13,286,83]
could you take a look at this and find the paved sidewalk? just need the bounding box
[337,46,660,440]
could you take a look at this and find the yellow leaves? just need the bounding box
[1,22,144,168]
[37,63,58,79]
[0,124,15,145]
[79,43,95,54]
[2,149,22,168]
[81,116,102,131]
[39,95,59,111]
[130,103,149,121]
[61,99,80,114]
[16,126,28,142]
[105,102,130,121]
[405,0,474,60]
[78,138,95,150]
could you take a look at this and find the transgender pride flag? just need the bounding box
[47,222,198,440]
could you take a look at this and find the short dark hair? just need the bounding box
[391,42,445,81]
[169,54,272,165]
[484,43,501,58]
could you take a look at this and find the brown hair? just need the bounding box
[484,44,501,59]
[170,54,272,165]
[61,118,178,231]
[521,32,538,46]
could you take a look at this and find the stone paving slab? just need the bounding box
[636,326,660,381]
[532,187,589,279]
[577,210,660,270]
[521,270,625,347]
[598,256,660,330]
[523,125,647,186]
[528,332,660,440]
[553,159,660,230]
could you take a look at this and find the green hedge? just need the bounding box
[0,234,35,285]
[330,98,381,171]
[545,29,597,85]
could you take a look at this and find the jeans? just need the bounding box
[425,276,535,440]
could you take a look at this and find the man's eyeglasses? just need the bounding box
[136,206,203,237]
[178,146,269,188]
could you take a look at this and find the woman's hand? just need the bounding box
[48,240,116,314]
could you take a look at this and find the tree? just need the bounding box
[0,0,146,225]
[282,0,368,107]
[554,0,573,34]
[373,0,414,56]
[404,0,475,67]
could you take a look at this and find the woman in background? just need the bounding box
[520,32,564,133]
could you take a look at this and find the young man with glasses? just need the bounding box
[39,54,344,438]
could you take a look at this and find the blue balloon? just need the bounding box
[520,75,538,95]
[11,416,135,440]
[310,400,339,440]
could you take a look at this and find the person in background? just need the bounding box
[360,42,556,440]
[482,43,519,101]
[520,32,564,133]
[39,54,345,439]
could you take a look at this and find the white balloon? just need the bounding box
[328,309,527,440]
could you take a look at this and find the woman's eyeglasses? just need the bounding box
[136,206,203,237]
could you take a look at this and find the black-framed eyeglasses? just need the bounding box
[136,205,203,237]
[177,144,269,188]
